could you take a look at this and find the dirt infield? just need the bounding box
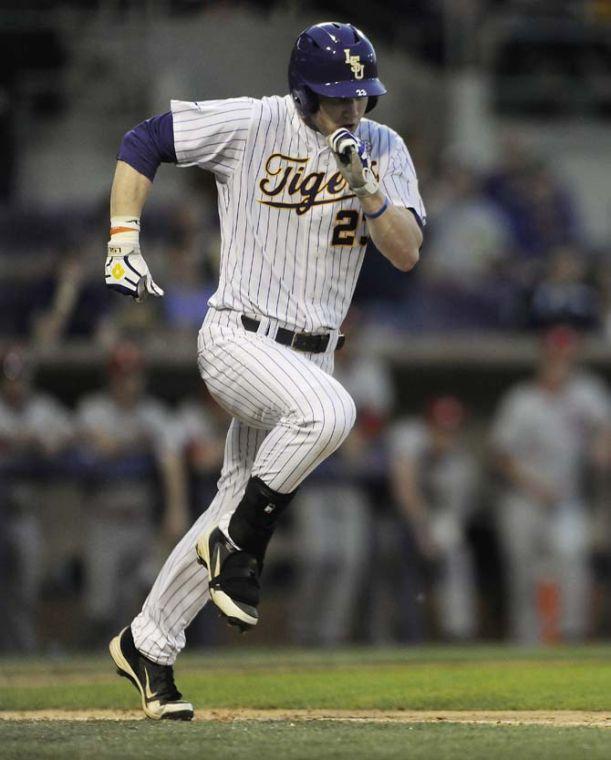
[2,709,611,727]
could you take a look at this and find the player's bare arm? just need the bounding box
[390,454,437,558]
[314,99,422,271]
[105,128,169,300]
[359,193,422,271]
[110,160,152,217]
[157,451,190,543]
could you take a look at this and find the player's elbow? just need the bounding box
[393,246,420,272]
[393,220,422,271]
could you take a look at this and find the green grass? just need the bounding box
[2,721,611,760]
[3,646,611,759]
[2,645,611,712]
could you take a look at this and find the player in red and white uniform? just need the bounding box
[491,327,611,643]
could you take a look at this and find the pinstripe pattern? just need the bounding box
[131,93,424,664]
[132,419,264,663]
[199,310,355,493]
[132,308,355,664]
[171,94,425,332]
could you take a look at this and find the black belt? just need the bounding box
[241,315,345,353]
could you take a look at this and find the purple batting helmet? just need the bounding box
[289,22,387,117]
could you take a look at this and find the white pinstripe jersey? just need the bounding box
[171,94,425,332]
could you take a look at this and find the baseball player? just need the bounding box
[491,327,611,643]
[292,332,395,646]
[105,22,425,720]
[389,396,478,641]
[0,349,73,651]
[77,343,188,645]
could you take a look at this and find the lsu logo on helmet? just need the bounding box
[344,49,364,79]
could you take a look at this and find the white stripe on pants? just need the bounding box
[132,308,356,663]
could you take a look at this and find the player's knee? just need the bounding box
[309,387,356,453]
[341,391,357,436]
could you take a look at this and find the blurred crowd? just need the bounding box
[1,136,610,345]
[1,2,609,658]
[1,324,609,653]
[1,76,609,650]
[358,134,610,335]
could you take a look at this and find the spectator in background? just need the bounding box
[160,176,221,335]
[75,342,188,645]
[526,246,602,332]
[170,386,228,646]
[172,386,227,524]
[0,256,57,339]
[421,155,513,329]
[290,443,370,647]
[594,253,611,341]
[389,396,479,641]
[484,136,581,264]
[491,326,610,644]
[28,202,118,346]
[30,246,114,347]
[161,243,215,335]
[292,318,394,646]
[0,348,73,651]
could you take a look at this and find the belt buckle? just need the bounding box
[288,329,330,352]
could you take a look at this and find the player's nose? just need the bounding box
[343,98,360,116]
[341,99,362,124]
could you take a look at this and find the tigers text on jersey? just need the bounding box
[171,94,425,332]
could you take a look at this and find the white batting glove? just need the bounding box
[105,216,163,302]
[328,128,379,197]
[105,244,164,302]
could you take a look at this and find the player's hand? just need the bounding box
[328,128,379,196]
[105,242,164,302]
[414,523,440,562]
[518,471,558,507]
[529,479,559,508]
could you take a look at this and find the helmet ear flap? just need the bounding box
[307,88,319,115]
[292,85,319,116]
[365,96,378,113]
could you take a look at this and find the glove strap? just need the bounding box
[110,216,140,245]
[351,170,379,197]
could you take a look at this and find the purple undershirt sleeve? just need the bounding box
[117,111,177,181]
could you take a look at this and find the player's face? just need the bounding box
[110,371,145,406]
[2,377,28,407]
[311,96,368,136]
[539,356,573,391]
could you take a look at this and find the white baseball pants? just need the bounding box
[132,308,356,663]
[498,493,590,644]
